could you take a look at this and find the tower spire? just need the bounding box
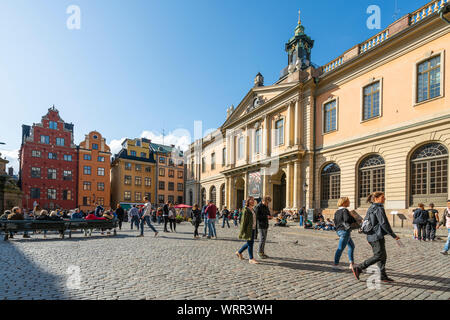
[298,9,302,25]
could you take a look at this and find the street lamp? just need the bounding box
[439,2,450,24]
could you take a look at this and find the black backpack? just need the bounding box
[360,211,374,234]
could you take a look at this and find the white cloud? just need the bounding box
[0,149,19,174]
[108,129,193,157]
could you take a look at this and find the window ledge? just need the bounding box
[322,129,338,136]
[361,115,382,124]
[413,95,444,107]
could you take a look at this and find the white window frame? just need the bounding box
[255,128,262,154]
[238,136,244,160]
[322,97,339,135]
[274,118,285,147]
[413,50,445,107]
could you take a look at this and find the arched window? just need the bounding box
[201,188,206,207]
[209,186,216,205]
[220,184,226,208]
[411,143,448,206]
[321,163,340,208]
[359,155,385,206]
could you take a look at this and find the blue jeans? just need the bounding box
[203,218,209,235]
[140,216,157,235]
[208,218,217,237]
[157,216,161,224]
[233,218,238,226]
[334,230,355,265]
[299,216,304,227]
[222,217,230,228]
[238,229,256,260]
[130,216,139,229]
[444,228,450,252]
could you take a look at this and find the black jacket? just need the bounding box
[115,207,125,221]
[255,202,271,229]
[365,203,397,243]
[334,208,356,232]
[413,209,428,225]
[191,209,201,224]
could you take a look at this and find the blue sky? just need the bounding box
[0,0,430,171]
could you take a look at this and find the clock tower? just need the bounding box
[285,10,314,71]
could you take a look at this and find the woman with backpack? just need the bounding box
[351,191,400,283]
[413,203,428,241]
[333,197,358,270]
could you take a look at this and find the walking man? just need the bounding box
[162,201,170,232]
[437,200,450,255]
[426,203,439,242]
[201,202,209,237]
[205,200,218,239]
[221,206,230,228]
[256,196,272,259]
[115,204,125,231]
[137,197,158,237]
[351,192,400,283]
[129,205,140,230]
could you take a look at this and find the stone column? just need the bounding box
[244,173,248,199]
[294,99,299,146]
[293,161,299,210]
[286,163,292,209]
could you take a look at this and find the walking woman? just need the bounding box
[235,197,259,264]
[191,204,202,239]
[352,192,400,283]
[333,197,357,270]
[115,204,125,231]
[168,202,177,233]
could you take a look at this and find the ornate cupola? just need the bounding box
[254,72,264,87]
[285,10,314,71]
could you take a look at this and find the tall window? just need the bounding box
[238,136,244,159]
[145,166,151,173]
[158,195,165,204]
[359,155,385,205]
[135,192,142,202]
[64,155,72,161]
[159,181,165,190]
[40,135,50,144]
[124,191,131,201]
[49,121,57,130]
[202,158,206,173]
[31,167,41,178]
[97,167,105,176]
[220,184,225,208]
[275,119,284,146]
[222,148,226,167]
[201,188,206,207]
[159,157,166,164]
[209,186,216,204]
[124,175,132,185]
[130,151,136,157]
[48,152,57,160]
[84,154,91,161]
[145,178,152,187]
[411,143,448,206]
[324,100,337,133]
[63,170,72,181]
[97,182,105,191]
[168,196,174,203]
[47,169,57,180]
[98,156,105,162]
[48,189,57,200]
[83,197,91,206]
[32,150,41,158]
[31,188,40,199]
[92,143,99,150]
[159,168,165,176]
[363,81,381,121]
[211,153,216,170]
[168,169,174,177]
[417,56,441,103]
[141,152,146,158]
[63,190,72,201]
[83,182,91,190]
[125,162,132,170]
[97,197,105,206]
[56,138,65,146]
[321,163,341,208]
[135,176,142,186]
[168,182,174,191]
[177,183,183,191]
[135,164,142,172]
[84,166,91,175]
[189,190,193,206]
[255,128,262,154]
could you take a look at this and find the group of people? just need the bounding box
[0,204,118,238]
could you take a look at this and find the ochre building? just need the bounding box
[186,0,450,227]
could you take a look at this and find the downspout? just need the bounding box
[312,77,319,210]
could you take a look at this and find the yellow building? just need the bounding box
[110,138,157,209]
[186,0,450,227]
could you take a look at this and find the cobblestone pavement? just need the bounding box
[0,221,449,300]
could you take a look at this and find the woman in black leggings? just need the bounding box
[168,205,177,232]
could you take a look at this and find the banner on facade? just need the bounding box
[248,171,262,199]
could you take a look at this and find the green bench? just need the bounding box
[0,219,119,241]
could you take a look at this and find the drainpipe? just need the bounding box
[439,3,450,24]
[312,78,319,211]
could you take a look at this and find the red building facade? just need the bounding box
[19,107,77,210]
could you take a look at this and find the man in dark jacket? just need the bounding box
[352,192,400,283]
[413,203,428,241]
[221,206,230,228]
[255,196,272,259]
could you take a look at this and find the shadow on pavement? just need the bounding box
[0,241,68,299]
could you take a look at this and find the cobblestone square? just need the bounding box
[1,221,448,300]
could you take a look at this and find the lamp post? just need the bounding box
[439,2,450,24]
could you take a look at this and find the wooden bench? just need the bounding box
[0,219,119,241]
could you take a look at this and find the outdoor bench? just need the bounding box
[0,219,118,241]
